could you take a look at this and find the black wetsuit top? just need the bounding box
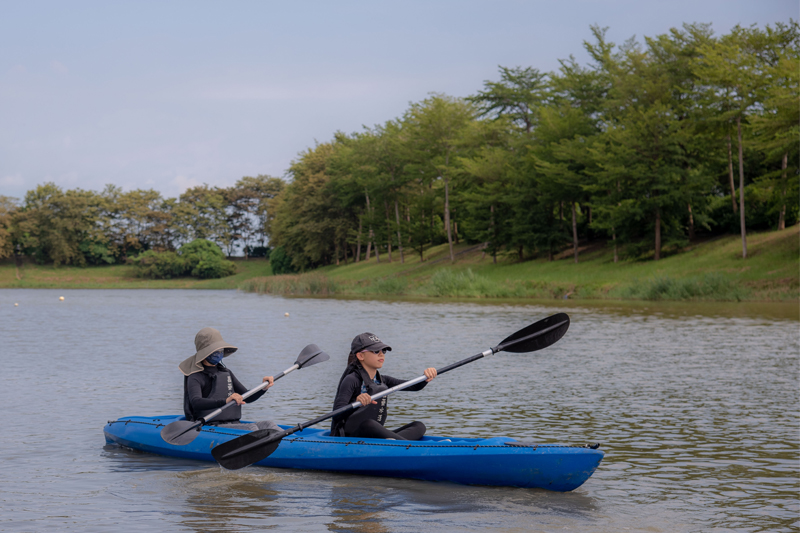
[330,366,427,435]
[183,364,266,421]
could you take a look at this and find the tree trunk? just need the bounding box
[571,202,578,264]
[335,240,340,266]
[727,133,738,214]
[454,221,459,245]
[779,152,788,230]
[365,189,379,263]
[518,244,524,261]
[356,217,362,262]
[384,200,392,262]
[737,116,747,259]
[490,204,497,264]
[394,199,404,263]
[654,206,662,261]
[366,238,372,261]
[444,176,454,262]
[688,203,695,241]
[612,228,618,264]
[343,240,349,265]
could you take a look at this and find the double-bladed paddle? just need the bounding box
[160,343,331,445]
[211,313,570,470]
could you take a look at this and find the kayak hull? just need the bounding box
[103,415,603,492]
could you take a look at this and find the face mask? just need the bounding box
[205,350,224,366]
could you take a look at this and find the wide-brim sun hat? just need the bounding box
[179,327,238,376]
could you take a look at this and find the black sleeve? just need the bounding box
[186,373,225,412]
[228,368,267,404]
[332,373,362,424]
[383,374,428,391]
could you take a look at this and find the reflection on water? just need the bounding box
[1,289,797,532]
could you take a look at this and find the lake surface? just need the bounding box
[1,289,797,532]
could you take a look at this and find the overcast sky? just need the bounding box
[1,1,795,200]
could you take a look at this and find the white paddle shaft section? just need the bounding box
[202,363,299,422]
[345,349,492,409]
[348,375,427,409]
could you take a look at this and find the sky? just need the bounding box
[0,0,796,200]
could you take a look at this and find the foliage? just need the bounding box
[268,246,296,275]
[131,239,236,279]
[130,250,186,279]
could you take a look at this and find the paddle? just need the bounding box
[160,344,330,445]
[211,313,570,470]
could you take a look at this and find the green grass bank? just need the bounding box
[0,257,273,289]
[241,226,799,303]
[1,227,796,305]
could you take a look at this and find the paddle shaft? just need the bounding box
[199,363,298,424]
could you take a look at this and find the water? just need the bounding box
[1,289,797,532]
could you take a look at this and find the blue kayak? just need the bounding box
[104,415,603,492]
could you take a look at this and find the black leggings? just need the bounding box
[345,419,426,441]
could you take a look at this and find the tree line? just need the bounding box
[0,176,284,265]
[269,22,798,272]
[0,23,797,272]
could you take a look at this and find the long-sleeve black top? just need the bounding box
[183,365,266,421]
[331,370,427,427]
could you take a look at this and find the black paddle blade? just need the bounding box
[495,313,570,353]
[211,428,284,470]
[295,344,331,368]
[160,420,203,446]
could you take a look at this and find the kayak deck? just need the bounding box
[104,415,603,492]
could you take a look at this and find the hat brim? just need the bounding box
[178,341,238,376]
[359,341,392,353]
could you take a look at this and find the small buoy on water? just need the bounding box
[14,303,18,306]
[284,312,290,317]
[59,296,65,301]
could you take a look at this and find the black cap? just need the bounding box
[350,332,392,354]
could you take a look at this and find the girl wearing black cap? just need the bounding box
[330,332,437,440]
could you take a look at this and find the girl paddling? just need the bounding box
[179,327,279,432]
[330,332,436,440]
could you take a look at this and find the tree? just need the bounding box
[0,196,17,259]
[696,25,769,258]
[405,95,477,262]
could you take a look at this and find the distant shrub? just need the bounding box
[79,238,115,265]
[131,250,186,279]
[244,245,271,258]
[270,246,296,275]
[191,254,237,279]
[131,239,236,279]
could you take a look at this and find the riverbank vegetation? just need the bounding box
[0,257,272,289]
[240,225,799,301]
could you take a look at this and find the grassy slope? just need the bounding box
[0,226,796,301]
[317,225,799,300]
[0,258,273,289]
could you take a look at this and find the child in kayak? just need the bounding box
[330,332,437,440]
[179,327,279,432]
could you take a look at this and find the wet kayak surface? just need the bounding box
[1,289,797,532]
